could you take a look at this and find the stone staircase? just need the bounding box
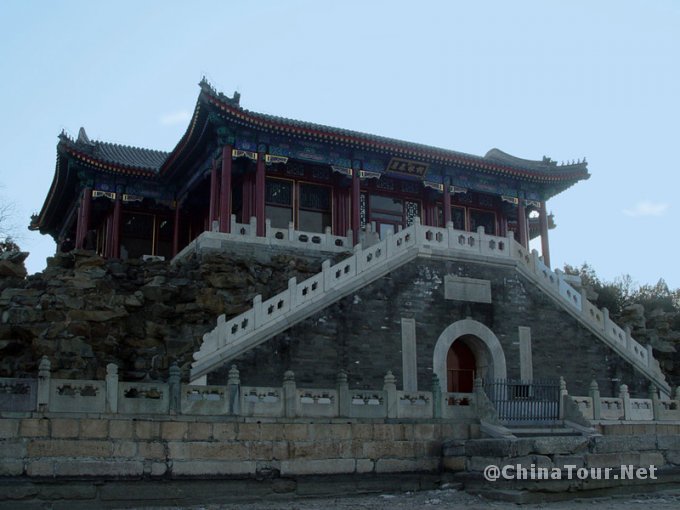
[189,219,671,396]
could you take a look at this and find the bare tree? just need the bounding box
[0,187,21,252]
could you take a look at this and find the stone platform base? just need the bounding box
[0,473,450,510]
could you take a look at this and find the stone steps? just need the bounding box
[506,426,582,438]
[189,219,670,395]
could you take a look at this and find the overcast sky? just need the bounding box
[1,0,678,288]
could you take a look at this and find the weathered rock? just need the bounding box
[0,260,26,278]
[206,271,253,289]
[74,256,106,269]
[0,250,29,264]
[68,309,128,322]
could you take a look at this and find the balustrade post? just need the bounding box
[646,344,654,368]
[473,376,484,412]
[283,370,298,418]
[168,362,181,414]
[413,216,422,245]
[384,229,394,257]
[650,385,661,421]
[624,326,633,352]
[675,386,680,402]
[477,226,486,255]
[265,218,272,238]
[230,213,237,233]
[322,259,331,291]
[253,294,263,327]
[580,288,590,318]
[353,243,363,273]
[106,363,119,413]
[336,370,349,417]
[559,376,568,420]
[249,216,257,237]
[602,307,610,334]
[287,220,295,241]
[432,374,442,419]
[37,356,51,412]
[446,221,455,249]
[383,371,397,419]
[324,226,332,248]
[227,365,241,416]
[589,380,601,420]
[530,249,540,274]
[619,384,632,420]
[287,277,298,310]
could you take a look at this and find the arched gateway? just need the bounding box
[433,318,507,392]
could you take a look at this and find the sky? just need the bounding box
[0,0,678,288]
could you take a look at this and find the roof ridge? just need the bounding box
[96,139,170,156]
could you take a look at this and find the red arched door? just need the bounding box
[446,341,476,393]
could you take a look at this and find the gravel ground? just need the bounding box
[131,487,680,510]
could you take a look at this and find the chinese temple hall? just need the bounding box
[31,79,583,266]
[30,80,672,403]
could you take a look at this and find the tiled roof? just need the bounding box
[93,141,168,171]
[58,128,168,174]
[198,80,589,183]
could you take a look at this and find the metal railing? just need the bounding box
[484,378,560,424]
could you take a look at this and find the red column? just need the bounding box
[500,212,508,238]
[172,202,180,257]
[208,160,218,229]
[443,181,451,226]
[105,213,113,257]
[112,196,121,258]
[255,154,266,236]
[78,187,92,249]
[242,173,252,222]
[351,168,360,246]
[517,199,527,248]
[332,188,342,235]
[75,203,83,250]
[339,188,350,235]
[219,145,232,233]
[539,200,551,267]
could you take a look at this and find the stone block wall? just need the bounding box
[0,416,477,480]
[443,422,680,494]
[222,258,648,397]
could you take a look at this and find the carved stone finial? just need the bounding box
[336,370,348,385]
[228,365,240,385]
[38,356,51,374]
[589,380,598,391]
[648,385,658,399]
[283,370,295,382]
[168,362,180,378]
[106,363,118,376]
[559,376,567,392]
[383,371,396,385]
